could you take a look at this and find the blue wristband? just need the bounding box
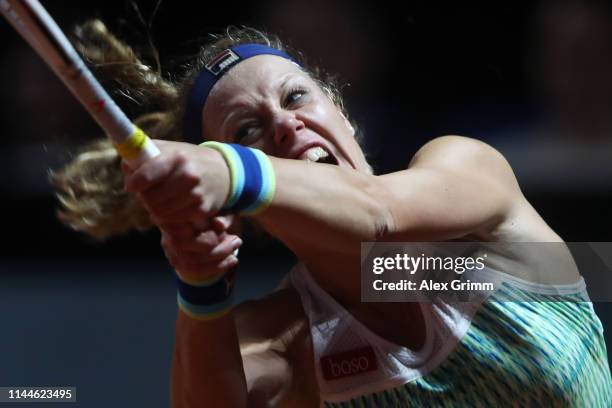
[200,142,276,215]
[175,267,237,321]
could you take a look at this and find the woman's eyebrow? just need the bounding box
[221,106,254,131]
[226,108,252,124]
[277,73,301,90]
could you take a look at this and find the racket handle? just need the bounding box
[114,125,160,168]
[0,0,159,167]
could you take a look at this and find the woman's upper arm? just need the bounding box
[378,135,522,241]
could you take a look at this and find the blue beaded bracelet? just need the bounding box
[200,142,276,215]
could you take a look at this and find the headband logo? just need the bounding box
[205,49,241,76]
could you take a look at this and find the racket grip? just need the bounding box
[114,125,160,168]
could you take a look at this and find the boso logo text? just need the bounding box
[330,356,370,377]
[321,347,378,380]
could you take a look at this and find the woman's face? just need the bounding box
[201,55,369,172]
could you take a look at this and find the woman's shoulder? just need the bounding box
[419,138,565,246]
[410,135,513,175]
[393,136,564,246]
[407,135,523,203]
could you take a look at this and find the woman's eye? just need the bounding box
[235,124,261,145]
[284,88,307,106]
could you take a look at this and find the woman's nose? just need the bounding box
[272,112,305,147]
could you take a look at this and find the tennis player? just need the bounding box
[53,21,612,407]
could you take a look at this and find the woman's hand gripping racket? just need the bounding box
[1,0,242,271]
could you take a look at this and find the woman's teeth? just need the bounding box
[300,146,330,162]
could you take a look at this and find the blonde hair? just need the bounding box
[51,20,355,239]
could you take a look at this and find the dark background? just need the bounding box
[1,0,611,406]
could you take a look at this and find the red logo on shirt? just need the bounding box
[320,346,378,381]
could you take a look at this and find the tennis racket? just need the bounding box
[0,0,159,167]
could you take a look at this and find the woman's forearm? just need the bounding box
[254,158,393,258]
[171,312,248,408]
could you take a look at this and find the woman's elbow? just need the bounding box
[366,179,396,242]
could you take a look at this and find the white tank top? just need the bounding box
[288,262,608,406]
[289,262,488,402]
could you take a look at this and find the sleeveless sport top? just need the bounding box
[290,263,612,407]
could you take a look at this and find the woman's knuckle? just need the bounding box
[174,151,187,164]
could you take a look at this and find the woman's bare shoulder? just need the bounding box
[410,135,516,178]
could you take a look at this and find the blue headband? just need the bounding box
[183,44,298,143]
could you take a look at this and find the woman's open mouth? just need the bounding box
[298,146,339,166]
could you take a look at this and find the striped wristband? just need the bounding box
[175,267,237,321]
[200,142,276,215]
